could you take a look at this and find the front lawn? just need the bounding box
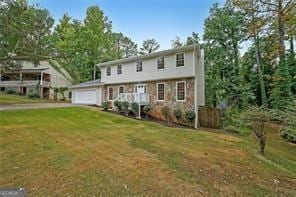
[0,107,295,196]
[0,92,49,104]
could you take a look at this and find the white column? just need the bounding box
[40,71,43,86]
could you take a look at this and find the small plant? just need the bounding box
[5,89,16,94]
[102,101,109,111]
[131,102,139,117]
[114,100,122,112]
[121,101,129,115]
[185,110,196,127]
[242,106,270,154]
[161,106,171,124]
[27,93,40,99]
[143,106,151,118]
[173,109,182,123]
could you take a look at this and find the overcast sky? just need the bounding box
[29,0,226,50]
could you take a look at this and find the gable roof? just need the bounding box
[97,44,200,67]
[70,79,102,89]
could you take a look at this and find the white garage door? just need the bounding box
[73,89,97,104]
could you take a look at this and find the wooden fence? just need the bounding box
[198,106,221,129]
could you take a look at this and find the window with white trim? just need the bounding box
[157,56,164,69]
[117,65,122,75]
[157,83,165,101]
[108,87,113,100]
[106,67,111,76]
[176,81,186,101]
[136,60,142,72]
[118,86,124,95]
[176,53,184,67]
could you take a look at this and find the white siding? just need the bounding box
[101,51,195,84]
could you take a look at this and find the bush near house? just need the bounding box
[173,109,182,123]
[27,93,40,99]
[161,106,171,124]
[121,101,129,115]
[5,89,16,94]
[223,108,251,136]
[131,102,139,117]
[185,110,196,127]
[102,101,109,111]
[143,106,151,118]
[114,100,122,112]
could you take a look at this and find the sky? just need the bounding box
[29,0,226,50]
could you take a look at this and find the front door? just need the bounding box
[135,84,146,93]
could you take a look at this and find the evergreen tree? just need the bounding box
[139,39,160,54]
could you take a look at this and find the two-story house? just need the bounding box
[71,44,205,127]
[0,61,72,100]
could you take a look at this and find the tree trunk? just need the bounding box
[278,0,286,60]
[290,35,294,54]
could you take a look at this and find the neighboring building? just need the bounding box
[0,61,72,100]
[71,44,204,127]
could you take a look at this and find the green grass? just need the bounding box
[0,92,48,104]
[0,107,295,196]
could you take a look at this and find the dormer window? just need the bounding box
[117,65,122,75]
[176,53,184,67]
[107,67,111,76]
[136,60,142,72]
[157,56,164,70]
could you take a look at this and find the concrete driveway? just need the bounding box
[0,103,76,111]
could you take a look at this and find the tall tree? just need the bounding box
[186,32,200,45]
[0,0,54,72]
[139,39,160,54]
[203,1,246,106]
[112,33,138,58]
[171,36,183,48]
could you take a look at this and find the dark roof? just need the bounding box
[70,79,102,89]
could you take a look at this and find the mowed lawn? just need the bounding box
[0,93,49,105]
[0,107,295,196]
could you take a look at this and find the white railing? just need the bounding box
[0,80,50,87]
[118,93,149,105]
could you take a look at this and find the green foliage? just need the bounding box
[173,109,182,120]
[0,0,54,71]
[185,111,196,126]
[223,108,251,135]
[130,102,139,117]
[143,106,151,118]
[241,106,270,154]
[160,106,171,123]
[121,101,129,114]
[114,100,122,112]
[102,101,109,111]
[139,39,160,54]
[270,58,293,109]
[27,93,40,99]
[5,89,16,94]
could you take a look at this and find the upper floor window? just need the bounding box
[176,81,186,101]
[157,56,165,70]
[157,83,165,101]
[117,65,122,75]
[107,67,111,76]
[176,53,184,67]
[108,87,113,101]
[136,60,142,72]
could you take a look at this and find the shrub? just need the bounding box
[27,93,40,99]
[121,101,129,115]
[17,92,23,96]
[102,101,109,111]
[173,109,182,123]
[161,106,171,124]
[143,106,151,118]
[241,106,270,154]
[114,100,122,112]
[185,110,196,127]
[131,102,139,117]
[223,108,251,135]
[5,89,16,94]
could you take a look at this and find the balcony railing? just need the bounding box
[0,80,50,88]
[117,93,149,106]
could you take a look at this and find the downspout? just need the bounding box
[194,45,199,129]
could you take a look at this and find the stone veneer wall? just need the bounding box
[103,77,195,123]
